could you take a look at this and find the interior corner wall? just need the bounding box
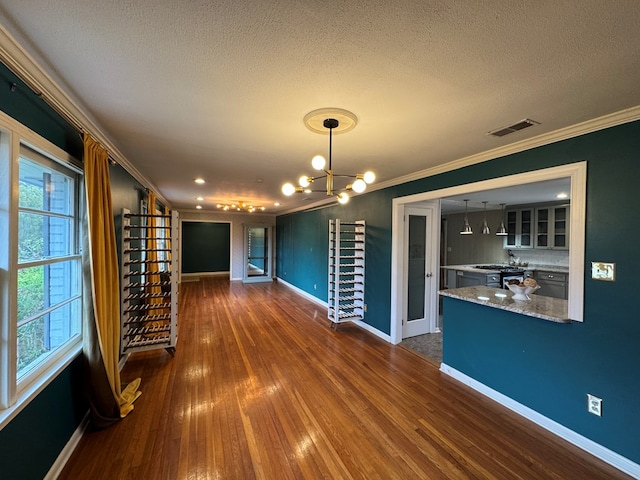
[179,211,276,281]
[275,119,640,466]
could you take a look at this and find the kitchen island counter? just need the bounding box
[441,264,505,273]
[439,286,570,323]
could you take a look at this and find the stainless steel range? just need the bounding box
[474,265,526,288]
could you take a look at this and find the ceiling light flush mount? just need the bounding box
[216,201,265,213]
[282,108,375,205]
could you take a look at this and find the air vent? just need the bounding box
[488,119,540,137]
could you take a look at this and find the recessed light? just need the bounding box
[194,178,205,184]
[196,196,204,201]
[274,202,280,207]
[196,205,203,209]
[557,192,568,199]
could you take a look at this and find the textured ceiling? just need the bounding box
[1,1,639,213]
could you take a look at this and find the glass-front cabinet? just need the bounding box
[535,205,569,249]
[504,208,533,249]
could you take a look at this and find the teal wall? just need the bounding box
[275,119,640,464]
[0,63,87,478]
[0,64,82,158]
[0,62,149,477]
[182,222,231,273]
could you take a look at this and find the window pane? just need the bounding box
[17,298,81,377]
[19,157,73,215]
[18,212,72,262]
[17,260,81,324]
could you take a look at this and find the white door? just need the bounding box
[403,207,433,338]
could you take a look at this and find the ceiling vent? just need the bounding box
[488,118,540,137]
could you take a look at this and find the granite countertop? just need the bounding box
[439,285,570,323]
[441,264,569,274]
[440,264,505,273]
[526,264,569,273]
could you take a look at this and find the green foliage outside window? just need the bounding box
[17,179,46,373]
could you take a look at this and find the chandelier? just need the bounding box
[216,202,265,213]
[282,109,375,205]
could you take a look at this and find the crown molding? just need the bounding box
[0,22,170,207]
[373,106,640,191]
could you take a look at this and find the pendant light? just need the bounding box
[496,203,508,236]
[281,108,375,205]
[460,199,473,235]
[481,201,491,234]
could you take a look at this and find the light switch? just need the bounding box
[591,262,615,281]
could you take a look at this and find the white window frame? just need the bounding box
[0,110,83,428]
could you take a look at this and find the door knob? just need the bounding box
[425,273,433,278]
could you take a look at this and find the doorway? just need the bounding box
[243,225,273,283]
[391,201,440,344]
[390,162,587,347]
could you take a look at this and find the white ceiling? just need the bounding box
[1,1,639,214]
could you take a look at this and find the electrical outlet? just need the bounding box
[363,303,367,312]
[587,394,602,416]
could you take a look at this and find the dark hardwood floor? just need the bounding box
[59,277,630,479]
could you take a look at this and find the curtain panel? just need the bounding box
[83,133,141,427]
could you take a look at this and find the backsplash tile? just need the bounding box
[508,249,569,267]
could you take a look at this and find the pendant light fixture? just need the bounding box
[481,201,491,234]
[460,199,473,235]
[496,203,508,236]
[281,108,375,205]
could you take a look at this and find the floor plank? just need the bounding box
[59,277,631,479]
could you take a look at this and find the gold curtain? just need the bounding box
[145,191,166,318]
[83,133,141,426]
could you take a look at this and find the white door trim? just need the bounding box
[391,200,440,344]
[390,162,587,344]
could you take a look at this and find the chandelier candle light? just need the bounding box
[282,109,375,205]
[216,202,265,213]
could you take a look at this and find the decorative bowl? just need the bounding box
[506,283,540,300]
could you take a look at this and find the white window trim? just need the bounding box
[0,110,83,428]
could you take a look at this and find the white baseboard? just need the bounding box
[440,363,640,478]
[276,277,328,307]
[181,271,229,282]
[44,412,90,480]
[276,277,392,343]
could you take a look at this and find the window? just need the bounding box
[0,127,83,421]
[16,147,82,381]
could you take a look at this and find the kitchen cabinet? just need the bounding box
[504,208,533,249]
[535,205,569,249]
[535,270,568,299]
